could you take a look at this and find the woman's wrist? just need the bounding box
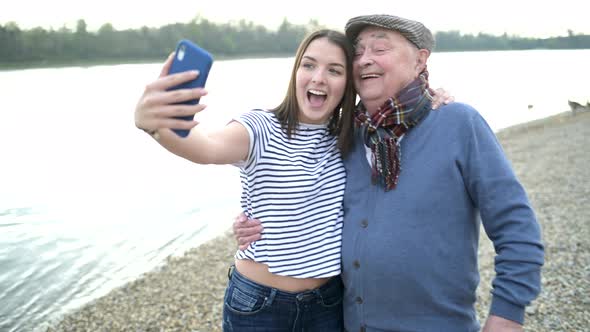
[139,126,160,140]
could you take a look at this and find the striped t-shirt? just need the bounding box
[233,109,345,278]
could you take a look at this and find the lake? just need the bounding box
[1,49,588,331]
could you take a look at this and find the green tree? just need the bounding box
[2,17,589,69]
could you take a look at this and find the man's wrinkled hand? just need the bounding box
[232,213,263,250]
[482,315,524,332]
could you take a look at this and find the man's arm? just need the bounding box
[461,110,544,327]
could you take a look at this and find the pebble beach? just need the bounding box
[46,111,590,332]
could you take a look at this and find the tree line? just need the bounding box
[434,29,590,51]
[1,17,589,68]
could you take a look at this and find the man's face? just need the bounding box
[352,27,426,110]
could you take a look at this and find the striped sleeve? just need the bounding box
[232,109,273,172]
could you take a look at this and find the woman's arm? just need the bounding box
[135,54,249,165]
[160,121,249,165]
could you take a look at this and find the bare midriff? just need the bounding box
[235,259,331,292]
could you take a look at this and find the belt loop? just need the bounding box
[313,288,323,303]
[227,264,235,280]
[266,288,277,306]
[313,288,322,297]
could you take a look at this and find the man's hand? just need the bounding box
[482,315,524,332]
[232,213,263,250]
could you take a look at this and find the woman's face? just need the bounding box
[296,37,347,125]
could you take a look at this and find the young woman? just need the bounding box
[135,29,356,331]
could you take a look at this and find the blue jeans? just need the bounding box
[222,266,343,331]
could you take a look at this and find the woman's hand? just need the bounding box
[134,53,208,135]
[431,87,455,109]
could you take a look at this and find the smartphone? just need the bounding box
[168,39,213,137]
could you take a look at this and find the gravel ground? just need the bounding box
[46,111,590,332]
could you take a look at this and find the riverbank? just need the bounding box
[46,111,590,332]
[0,53,293,71]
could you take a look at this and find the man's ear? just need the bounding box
[415,49,430,73]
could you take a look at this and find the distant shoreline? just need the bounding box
[2,48,587,71]
[46,111,590,332]
[0,53,293,71]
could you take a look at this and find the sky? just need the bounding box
[1,0,589,38]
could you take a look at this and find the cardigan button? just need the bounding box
[355,296,363,304]
[353,260,360,269]
[360,219,368,228]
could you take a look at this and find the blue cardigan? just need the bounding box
[341,102,544,332]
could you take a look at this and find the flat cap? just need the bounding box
[345,14,435,51]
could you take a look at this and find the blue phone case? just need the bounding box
[168,39,213,137]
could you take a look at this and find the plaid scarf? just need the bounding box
[355,70,433,191]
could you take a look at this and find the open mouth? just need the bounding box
[360,73,381,80]
[308,89,327,108]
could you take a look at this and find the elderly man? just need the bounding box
[235,14,544,332]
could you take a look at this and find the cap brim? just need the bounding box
[345,22,368,41]
[345,20,396,42]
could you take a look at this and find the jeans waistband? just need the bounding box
[227,264,341,303]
